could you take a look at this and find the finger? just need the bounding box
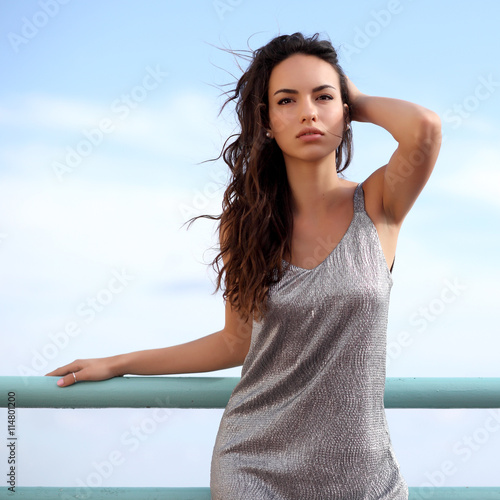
[45,360,82,377]
[56,370,83,387]
[45,367,70,377]
[45,361,84,387]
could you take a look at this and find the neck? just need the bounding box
[283,152,343,219]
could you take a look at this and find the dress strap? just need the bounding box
[353,182,365,213]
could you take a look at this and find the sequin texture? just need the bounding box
[210,183,409,499]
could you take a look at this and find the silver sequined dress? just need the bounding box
[210,182,409,499]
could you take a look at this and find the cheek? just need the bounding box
[327,104,345,121]
[325,108,347,133]
[269,107,294,135]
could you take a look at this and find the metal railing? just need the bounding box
[1,376,500,499]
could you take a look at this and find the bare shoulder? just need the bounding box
[357,167,402,271]
[358,167,400,228]
[339,174,383,221]
[337,178,359,201]
[339,178,358,190]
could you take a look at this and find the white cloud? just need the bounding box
[0,91,237,166]
[0,93,105,130]
[0,176,222,286]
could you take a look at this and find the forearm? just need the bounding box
[351,93,441,145]
[112,330,244,376]
[343,77,442,223]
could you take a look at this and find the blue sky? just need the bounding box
[1,0,499,490]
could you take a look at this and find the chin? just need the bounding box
[286,149,337,164]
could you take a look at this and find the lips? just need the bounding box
[297,127,324,138]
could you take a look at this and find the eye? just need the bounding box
[277,94,333,105]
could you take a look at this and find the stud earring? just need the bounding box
[266,131,272,138]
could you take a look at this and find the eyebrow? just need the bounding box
[273,84,336,96]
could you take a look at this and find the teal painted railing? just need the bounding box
[1,376,499,499]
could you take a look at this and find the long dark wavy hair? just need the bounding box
[186,32,353,322]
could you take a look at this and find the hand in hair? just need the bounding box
[344,76,365,122]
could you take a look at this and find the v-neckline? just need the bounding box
[282,184,359,272]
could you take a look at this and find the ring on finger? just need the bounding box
[72,372,78,384]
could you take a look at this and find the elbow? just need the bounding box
[416,110,442,145]
[422,110,442,134]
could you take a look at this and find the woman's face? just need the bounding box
[267,54,347,165]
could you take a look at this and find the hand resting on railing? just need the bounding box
[45,298,253,387]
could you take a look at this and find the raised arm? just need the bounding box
[347,77,442,225]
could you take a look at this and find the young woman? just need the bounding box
[47,32,441,498]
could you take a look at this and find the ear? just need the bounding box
[343,103,351,127]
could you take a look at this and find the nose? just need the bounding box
[300,97,317,122]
